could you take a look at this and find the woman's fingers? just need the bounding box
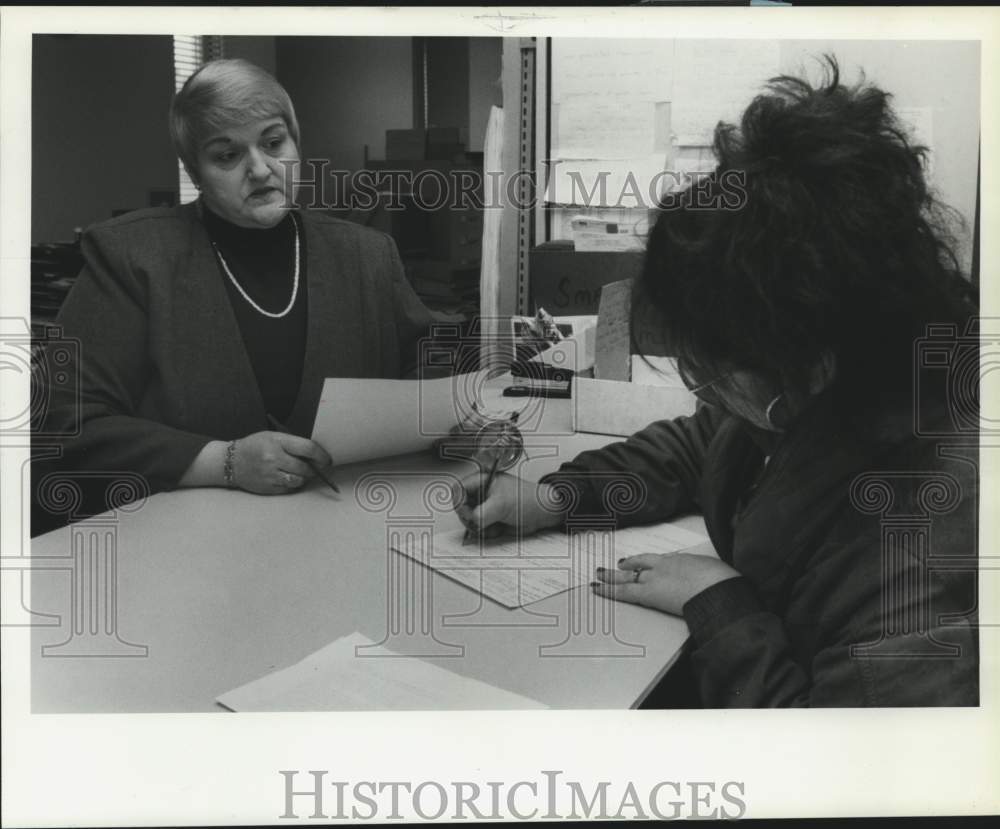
[273,470,305,492]
[463,522,509,540]
[590,579,644,605]
[452,472,511,533]
[277,434,333,469]
[277,454,313,479]
[594,565,635,585]
[451,476,480,511]
[617,553,668,573]
[470,496,509,533]
[593,564,648,605]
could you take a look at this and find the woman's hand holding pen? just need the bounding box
[231,431,334,495]
[450,470,742,616]
[451,473,567,539]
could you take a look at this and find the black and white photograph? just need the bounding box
[2,5,998,825]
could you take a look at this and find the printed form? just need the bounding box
[397,522,711,609]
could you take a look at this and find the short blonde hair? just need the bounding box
[169,58,300,182]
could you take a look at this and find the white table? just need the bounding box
[29,402,704,712]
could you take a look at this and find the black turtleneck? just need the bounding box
[202,203,308,423]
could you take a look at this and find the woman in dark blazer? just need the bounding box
[453,58,979,707]
[36,59,440,515]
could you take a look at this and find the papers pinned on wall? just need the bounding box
[547,156,677,209]
[546,38,782,208]
[670,39,780,146]
[570,215,645,252]
[557,95,656,160]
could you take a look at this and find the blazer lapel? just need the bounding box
[286,213,368,436]
[175,202,268,436]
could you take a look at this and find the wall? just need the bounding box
[32,34,176,243]
[275,36,413,174]
[31,35,500,242]
[779,41,980,272]
[225,36,277,75]
[468,38,503,152]
[426,38,469,141]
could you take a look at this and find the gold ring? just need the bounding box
[632,569,641,583]
[283,472,293,486]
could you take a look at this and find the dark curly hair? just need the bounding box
[635,55,977,425]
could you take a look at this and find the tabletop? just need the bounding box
[28,396,706,712]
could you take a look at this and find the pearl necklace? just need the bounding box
[212,213,300,319]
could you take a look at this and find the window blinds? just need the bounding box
[173,36,224,203]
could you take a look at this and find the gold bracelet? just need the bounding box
[223,440,237,488]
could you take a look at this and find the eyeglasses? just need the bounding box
[676,358,729,407]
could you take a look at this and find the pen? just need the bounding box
[265,413,340,494]
[462,443,503,546]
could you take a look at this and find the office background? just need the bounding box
[31,35,503,243]
[31,36,979,330]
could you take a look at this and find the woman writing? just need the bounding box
[453,59,979,707]
[37,59,440,516]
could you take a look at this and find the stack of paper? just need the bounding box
[217,632,548,711]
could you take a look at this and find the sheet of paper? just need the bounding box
[674,145,717,177]
[311,372,483,465]
[217,632,548,711]
[396,522,709,609]
[557,95,654,159]
[573,230,645,253]
[549,156,669,208]
[552,38,673,101]
[575,377,697,436]
[549,206,652,242]
[594,279,632,381]
[548,38,778,205]
[671,40,780,145]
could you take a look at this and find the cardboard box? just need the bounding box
[386,129,427,161]
[427,126,465,160]
[529,241,644,315]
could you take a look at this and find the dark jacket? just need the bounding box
[543,397,978,707]
[35,202,438,510]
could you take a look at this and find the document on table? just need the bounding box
[394,522,710,609]
[311,372,485,466]
[216,632,547,711]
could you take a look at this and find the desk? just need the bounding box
[29,400,705,712]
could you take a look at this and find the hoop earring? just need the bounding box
[765,394,787,432]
